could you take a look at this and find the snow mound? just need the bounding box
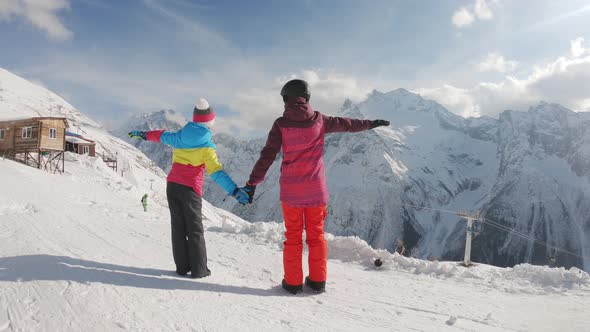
[500,264,590,289]
[203,207,590,292]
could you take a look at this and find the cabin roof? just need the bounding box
[66,136,95,145]
[0,116,69,128]
[65,131,95,143]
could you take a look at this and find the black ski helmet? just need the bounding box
[280,79,310,102]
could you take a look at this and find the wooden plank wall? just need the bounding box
[75,143,96,157]
[0,123,16,150]
[13,120,40,152]
[38,119,67,151]
[0,118,68,153]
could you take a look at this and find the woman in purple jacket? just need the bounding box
[245,79,390,294]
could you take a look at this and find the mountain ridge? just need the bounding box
[9,65,581,272]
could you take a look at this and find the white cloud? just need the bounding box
[452,7,475,27]
[452,0,496,28]
[478,53,518,73]
[217,70,373,136]
[419,39,590,117]
[0,0,72,41]
[419,78,531,118]
[416,84,481,118]
[571,37,587,57]
[474,0,494,20]
[25,49,372,137]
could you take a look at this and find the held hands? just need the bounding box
[243,184,256,204]
[128,131,147,140]
[232,184,256,205]
[370,120,390,129]
[232,187,251,205]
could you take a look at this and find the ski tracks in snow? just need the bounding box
[1,158,589,331]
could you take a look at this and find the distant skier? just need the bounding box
[141,193,148,212]
[129,98,250,278]
[243,79,390,294]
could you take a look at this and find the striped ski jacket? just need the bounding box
[146,122,237,196]
[248,97,372,207]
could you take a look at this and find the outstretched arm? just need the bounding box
[323,115,371,133]
[323,115,389,133]
[128,129,188,148]
[247,120,282,186]
[143,130,186,148]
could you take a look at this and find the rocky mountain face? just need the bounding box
[116,89,590,271]
[468,103,590,269]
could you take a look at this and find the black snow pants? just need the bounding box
[166,181,210,278]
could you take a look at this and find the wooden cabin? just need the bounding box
[0,117,68,152]
[0,117,68,173]
[65,132,96,157]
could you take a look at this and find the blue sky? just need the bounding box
[1,0,589,136]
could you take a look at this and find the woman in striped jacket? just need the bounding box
[245,80,390,294]
[129,98,250,279]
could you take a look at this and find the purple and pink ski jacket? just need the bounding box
[248,97,372,207]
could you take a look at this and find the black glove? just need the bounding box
[244,183,256,204]
[370,120,390,129]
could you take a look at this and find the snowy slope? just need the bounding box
[0,67,166,201]
[1,157,589,332]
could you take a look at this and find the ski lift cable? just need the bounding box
[481,217,561,247]
[480,218,556,251]
[401,203,458,215]
[481,217,587,260]
[401,203,589,261]
[481,219,586,260]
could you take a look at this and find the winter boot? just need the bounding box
[305,276,325,293]
[190,269,211,279]
[282,279,303,295]
[176,268,190,276]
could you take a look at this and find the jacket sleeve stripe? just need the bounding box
[145,130,165,143]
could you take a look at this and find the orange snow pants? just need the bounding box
[281,203,328,286]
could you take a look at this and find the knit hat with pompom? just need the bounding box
[193,98,215,125]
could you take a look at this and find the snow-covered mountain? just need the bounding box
[471,103,590,269]
[0,68,166,198]
[1,67,589,331]
[117,88,590,271]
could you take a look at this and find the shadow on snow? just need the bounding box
[0,254,287,297]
